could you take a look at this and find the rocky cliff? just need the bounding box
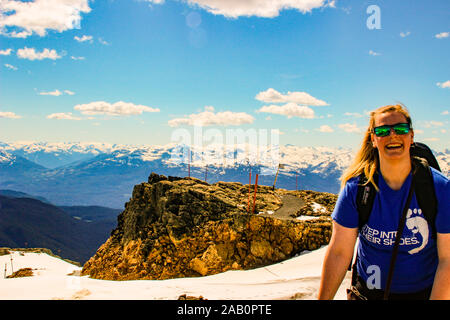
[81,173,335,280]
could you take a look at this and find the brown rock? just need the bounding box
[81,173,334,280]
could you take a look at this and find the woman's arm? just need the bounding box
[430,232,450,300]
[318,220,358,300]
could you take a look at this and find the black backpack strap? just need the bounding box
[411,142,441,172]
[350,173,378,280]
[412,157,438,239]
[356,173,378,231]
[383,174,416,300]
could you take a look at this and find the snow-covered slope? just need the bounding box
[0,247,350,300]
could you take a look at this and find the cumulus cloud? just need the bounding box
[71,56,85,60]
[0,111,21,119]
[46,112,81,120]
[0,48,12,55]
[17,47,61,60]
[255,88,329,106]
[146,0,332,18]
[168,106,254,127]
[400,31,411,38]
[257,103,315,119]
[317,125,334,133]
[74,101,160,116]
[74,35,93,42]
[422,120,444,128]
[437,80,450,89]
[338,123,362,133]
[4,63,17,70]
[38,89,75,96]
[369,50,381,56]
[435,32,449,39]
[344,112,363,118]
[0,0,91,38]
[98,37,110,45]
[39,89,62,96]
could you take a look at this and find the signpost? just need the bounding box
[272,163,285,190]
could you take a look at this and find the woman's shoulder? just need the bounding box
[344,176,361,190]
[338,176,361,201]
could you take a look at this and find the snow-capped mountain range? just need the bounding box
[0,141,448,208]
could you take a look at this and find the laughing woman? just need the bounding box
[318,104,450,300]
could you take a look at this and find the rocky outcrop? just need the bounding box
[81,173,334,280]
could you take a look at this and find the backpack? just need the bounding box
[356,142,441,238]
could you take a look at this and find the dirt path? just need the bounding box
[259,194,305,221]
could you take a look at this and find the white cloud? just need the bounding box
[4,63,17,70]
[168,106,254,127]
[369,50,381,56]
[38,89,75,96]
[422,121,444,128]
[437,80,450,89]
[0,111,21,119]
[46,112,81,120]
[400,31,411,38]
[317,125,334,133]
[257,103,315,119]
[74,101,160,116]
[146,0,332,18]
[0,48,12,55]
[74,35,93,42]
[98,37,110,45]
[39,89,62,96]
[344,112,363,118]
[71,56,85,60]
[17,47,61,60]
[255,88,329,106]
[0,0,91,38]
[435,32,449,39]
[338,123,362,133]
[441,110,449,115]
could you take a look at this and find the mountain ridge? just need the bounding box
[1,141,448,208]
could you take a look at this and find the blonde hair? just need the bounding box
[340,104,413,190]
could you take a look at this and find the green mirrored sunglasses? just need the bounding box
[373,123,411,137]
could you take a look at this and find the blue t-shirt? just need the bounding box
[332,168,450,293]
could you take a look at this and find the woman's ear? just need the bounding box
[370,132,377,148]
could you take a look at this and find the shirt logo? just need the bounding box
[406,208,429,254]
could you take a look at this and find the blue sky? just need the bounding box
[0,0,449,151]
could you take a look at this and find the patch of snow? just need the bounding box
[0,247,350,300]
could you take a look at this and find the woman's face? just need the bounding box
[371,111,414,163]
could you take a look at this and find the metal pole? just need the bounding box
[273,165,280,190]
[252,174,259,214]
[248,169,252,213]
[10,254,13,274]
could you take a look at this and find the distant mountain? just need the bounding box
[0,195,117,264]
[0,189,50,204]
[58,205,121,223]
[0,141,121,169]
[0,142,448,208]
